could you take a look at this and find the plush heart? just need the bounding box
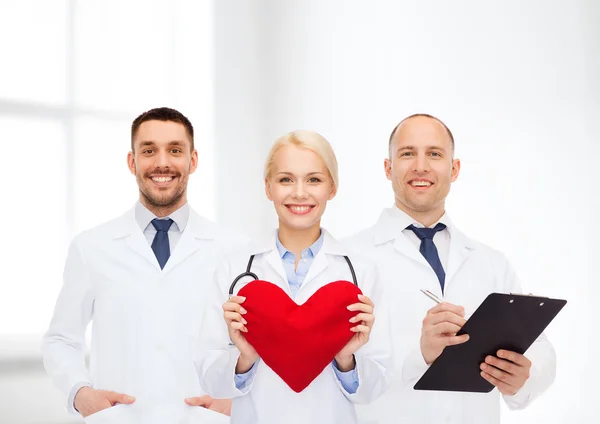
[237,280,363,393]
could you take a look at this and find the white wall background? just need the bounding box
[0,0,597,422]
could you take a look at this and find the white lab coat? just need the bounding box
[346,208,556,424]
[196,230,393,424]
[42,206,246,424]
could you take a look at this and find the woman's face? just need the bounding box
[265,145,336,233]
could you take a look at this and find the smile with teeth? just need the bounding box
[151,176,174,183]
[286,205,315,214]
[410,180,432,187]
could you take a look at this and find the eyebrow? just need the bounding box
[275,171,326,176]
[138,140,186,147]
[396,145,447,152]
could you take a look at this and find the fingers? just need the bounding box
[222,298,247,314]
[496,350,531,368]
[224,311,247,325]
[425,321,463,336]
[349,312,374,325]
[223,298,248,333]
[347,295,374,313]
[484,356,520,376]
[427,302,465,316]
[444,333,469,346]
[424,310,467,328]
[185,396,213,408]
[229,320,247,333]
[480,370,517,395]
[350,324,371,334]
[103,391,135,405]
[357,294,374,307]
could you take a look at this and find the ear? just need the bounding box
[127,151,136,176]
[384,158,392,181]
[328,183,337,201]
[265,179,273,201]
[189,149,199,174]
[451,158,461,182]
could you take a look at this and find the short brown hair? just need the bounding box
[131,107,194,152]
[388,113,454,157]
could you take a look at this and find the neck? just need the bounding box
[395,200,445,228]
[277,222,322,258]
[140,194,187,218]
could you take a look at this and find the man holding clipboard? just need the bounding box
[347,114,557,424]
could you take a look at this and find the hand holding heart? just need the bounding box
[334,294,375,371]
[223,296,259,373]
[223,291,375,374]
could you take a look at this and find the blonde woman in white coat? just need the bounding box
[196,130,392,424]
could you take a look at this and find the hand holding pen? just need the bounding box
[419,289,470,365]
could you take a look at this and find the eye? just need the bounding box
[142,149,154,154]
[308,177,322,183]
[171,148,183,154]
[400,151,414,157]
[279,177,292,183]
[430,151,442,157]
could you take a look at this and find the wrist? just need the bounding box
[334,354,355,372]
[236,353,257,374]
[73,386,93,411]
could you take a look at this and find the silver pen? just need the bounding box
[420,289,442,304]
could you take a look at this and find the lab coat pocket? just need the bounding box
[84,404,136,424]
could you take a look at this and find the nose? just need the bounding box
[155,150,171,168]
[413,153,430,173]
[292,182,308,199]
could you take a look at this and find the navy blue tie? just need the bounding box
[408,223,447,292]
[151,218,173,269]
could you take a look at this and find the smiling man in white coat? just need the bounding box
[347,114,556,424]
[42,107,245,423]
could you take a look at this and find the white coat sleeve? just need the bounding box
[336,261,393,404]
[401,345,430,386]
[195,258,255,398]
[41,236,94,415]
[499,255,557,410]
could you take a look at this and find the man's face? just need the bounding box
[127,120,197,211]
[384,116,460,219]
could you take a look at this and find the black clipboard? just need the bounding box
[414,293,566,393]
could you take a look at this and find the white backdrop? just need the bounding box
[0,0,597,422]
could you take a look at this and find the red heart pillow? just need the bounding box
[238,280,363,393]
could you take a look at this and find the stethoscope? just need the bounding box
[229,254,358,296]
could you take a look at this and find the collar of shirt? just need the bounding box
[275,229,325,263]
[389,205,449,231]
[135,201,190,234]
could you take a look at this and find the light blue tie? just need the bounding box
[151,218,173,269]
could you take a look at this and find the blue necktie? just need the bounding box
[408,223,447,292]
[151,218,173,269]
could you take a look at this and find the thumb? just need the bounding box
[185,395,213,408]
[106,391,135,404]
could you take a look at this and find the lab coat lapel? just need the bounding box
[161,211,210,275]
[118,208,162,271]
[252,232,290,294]
[373,209,430,268]
[445,220,476,287]
[265,249,290,292]
[300,230,344,293]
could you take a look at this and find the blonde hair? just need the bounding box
[264,130,339,190]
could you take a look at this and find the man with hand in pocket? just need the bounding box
[42,107,245,422]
